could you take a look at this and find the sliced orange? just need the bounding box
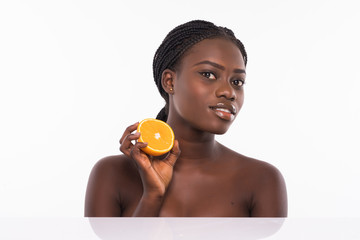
[137,118,175,156]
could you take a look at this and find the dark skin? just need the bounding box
[85,38,288,217]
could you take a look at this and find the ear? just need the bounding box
[161,69,176,94]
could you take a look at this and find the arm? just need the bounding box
[84,154,168,217]
[84,157,122,217]
[119,122,181,217]
[250,163,288,217]
[127,139,181,217]
[85,122,180,217]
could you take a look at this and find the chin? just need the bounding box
[206,123,231,135]
[185,115,233,135]
[212,128,229,135]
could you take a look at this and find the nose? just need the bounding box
[215,81,236,101]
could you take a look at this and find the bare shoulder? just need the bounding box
[219,143,284,182]
[221,145,281,172]
[242,155,285,183]
[219,143,288,217]
[90,155,136,177]
[87,154,141,189]
[245,155,288,217]
[85,154,141,217]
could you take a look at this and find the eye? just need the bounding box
[200,71,216,80]
[232,79,245,87]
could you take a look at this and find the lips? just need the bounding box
[209,103,237,121]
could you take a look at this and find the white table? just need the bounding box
[1,218,360,239]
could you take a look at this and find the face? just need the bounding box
[169,38,246,134]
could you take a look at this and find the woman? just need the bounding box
[85,20,288,217]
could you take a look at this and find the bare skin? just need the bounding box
[85,38,288,217]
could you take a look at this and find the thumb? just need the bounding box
[164,140,181,167]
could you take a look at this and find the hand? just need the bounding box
[119,122,181,198]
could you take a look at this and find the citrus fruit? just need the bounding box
[136,118,175,156]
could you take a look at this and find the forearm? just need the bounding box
[132,194,165,217]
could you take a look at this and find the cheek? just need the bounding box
[236,90,245,111]
[173,78,211,113]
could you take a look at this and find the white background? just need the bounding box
[0,0,359,218]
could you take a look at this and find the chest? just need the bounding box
[158,169,252,217]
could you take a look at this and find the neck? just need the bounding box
[166,117,219,165]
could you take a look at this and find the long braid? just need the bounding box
[153,20,247,121]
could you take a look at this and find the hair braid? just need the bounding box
[153,20,247,121]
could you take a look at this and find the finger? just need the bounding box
[120,132,141,156]
[119,122,139,144]
[134,141,148,149]
[130,141,149,168]
[164,140,181,167]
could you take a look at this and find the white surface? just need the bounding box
[1,218,360,240]
[1,0,360,217]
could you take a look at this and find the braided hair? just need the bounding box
[153,20,247,122]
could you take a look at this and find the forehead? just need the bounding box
[179,38,245,68]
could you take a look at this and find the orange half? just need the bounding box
[137,118,175,156]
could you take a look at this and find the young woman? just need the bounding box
[85,20,288,217]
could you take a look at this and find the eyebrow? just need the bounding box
[193,60,246,74]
